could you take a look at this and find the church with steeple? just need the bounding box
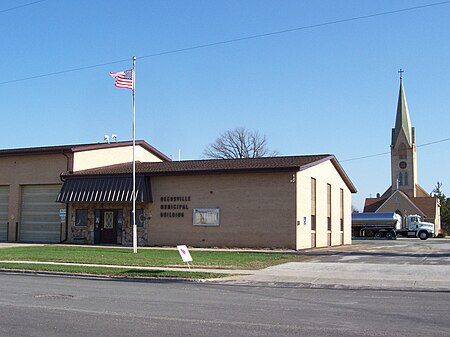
[364,71,441,235]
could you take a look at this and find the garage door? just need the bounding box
[20,185,62,242]
[0,186,8,241]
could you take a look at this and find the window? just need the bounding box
[311,215,316,231]
[404,172,408,186]
[340,188,344,232]
[75,209,88,227]
[398,172,403,186]
[117,210,123,244]
[327,184,331,231]
[94,210,101,225]
[311,178,316,231]
[130,209,145,227]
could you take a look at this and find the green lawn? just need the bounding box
[0,245,308,269]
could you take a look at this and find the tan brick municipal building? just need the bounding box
[0,141,356,250]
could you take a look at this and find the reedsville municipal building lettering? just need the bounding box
[160,196,191,218]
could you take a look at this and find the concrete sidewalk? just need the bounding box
[1,259,449,291]
[214,262,450,291]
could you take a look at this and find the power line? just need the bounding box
[1,58,132,84]
[1,0,449,85]
[342,137,450,162]
[417,137,450,148]
[341,151,390,163]
[0,0,47,14]
[137,0,450,60]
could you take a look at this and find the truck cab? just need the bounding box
[405,215,434,240]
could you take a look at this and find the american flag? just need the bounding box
[110,69,133,90]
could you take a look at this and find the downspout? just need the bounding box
[61,151,74,173]
[59,152,71,243]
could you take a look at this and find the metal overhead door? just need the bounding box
[20,185,62,242]
[0,186,8,241]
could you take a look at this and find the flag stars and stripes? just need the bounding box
[110,69,133,90]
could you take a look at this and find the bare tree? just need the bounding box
[352,205,360,213]
[203,127,279,159]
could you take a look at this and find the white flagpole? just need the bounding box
[132,56,137,254]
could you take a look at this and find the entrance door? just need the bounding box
[100,210,116,244]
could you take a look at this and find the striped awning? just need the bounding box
[56,176,152,203]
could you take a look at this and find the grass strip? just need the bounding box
[0,246,309,269]
[0,262,227,279]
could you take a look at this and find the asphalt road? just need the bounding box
[0,273,449,337]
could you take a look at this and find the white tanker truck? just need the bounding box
[352,212,435,240]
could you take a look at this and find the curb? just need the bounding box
[0,268,210,284]
[1,268,449,293]
[205,279,450,293]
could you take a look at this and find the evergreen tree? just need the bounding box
[433,182,450,235]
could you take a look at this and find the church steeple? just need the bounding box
[390,70,418,198]
[392,70,414,147]
[364,71,441,234]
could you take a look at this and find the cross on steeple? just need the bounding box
[398,69,404,80]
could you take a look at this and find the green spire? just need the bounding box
[392,74,413,146]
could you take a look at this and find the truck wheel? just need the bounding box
[386,231,396,240]
[418,231,428,240]
[374,232,382,239]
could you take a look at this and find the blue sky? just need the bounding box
[1,0,449,209]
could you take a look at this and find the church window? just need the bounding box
[404,172,408,186]
[398,172,403,186]
[398,143,407,159]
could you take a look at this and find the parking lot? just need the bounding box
[220,238,450,290]
[302,238,450,265]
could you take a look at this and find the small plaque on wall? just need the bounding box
[193,208,220,226]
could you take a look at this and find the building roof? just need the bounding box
[364,193,438,218]
[413,197,438,218]
[0,140,171,162]
[363,197,387,212]
[392,79,413,146]
[62,154,357,193]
